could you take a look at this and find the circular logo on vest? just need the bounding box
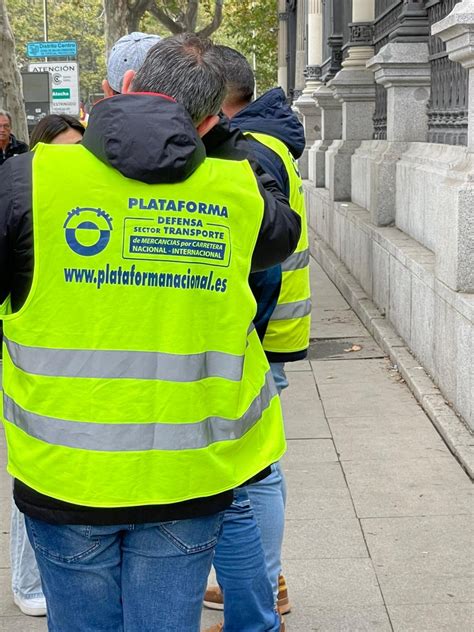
[64,207,113,256]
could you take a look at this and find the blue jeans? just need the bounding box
[214,362,288,609]
[25,512,224,632]
[269,362,289,392]
[248,362,287,601]
[213,488,280,631]
[10,499,45,602]
[247,462,286,601]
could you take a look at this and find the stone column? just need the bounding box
[295,0,324,178]
[432,0,474,152]
[350,0,430,225]
[294,0,306,100]
[325,0,376,200]
[309,85,342,187]
[343,0,375,68]
[278,0,289,93]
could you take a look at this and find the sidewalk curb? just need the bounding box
[311,236,474,480]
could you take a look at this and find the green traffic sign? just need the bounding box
[52,88,71,100]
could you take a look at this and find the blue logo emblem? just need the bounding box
[64,207,113,256]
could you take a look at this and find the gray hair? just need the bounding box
[131,33,226,125]
[0,110,12,125]
[215,46,255,106]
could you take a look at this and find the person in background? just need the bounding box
[6,114,84,618]
[204,46,310,630]
[29,114,85,149]
[102,31,161,97]
[0,109,28,167]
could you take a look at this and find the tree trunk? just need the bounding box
[184,1,199,31]
[0,0,28,141]
[103,0,151,55]
[103,0,132,54]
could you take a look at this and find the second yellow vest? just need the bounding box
[246,132,311,356]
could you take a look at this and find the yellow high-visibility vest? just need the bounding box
[1,143,286,508]
[246,132,311,356]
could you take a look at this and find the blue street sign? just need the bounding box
[26,41,77,58]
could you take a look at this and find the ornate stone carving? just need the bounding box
[279,11,288,21]
[322,34,343,83]
[304,65,322,81]
[349,22,374,45]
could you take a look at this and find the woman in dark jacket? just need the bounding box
[8,113,84,618]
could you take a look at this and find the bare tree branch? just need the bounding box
[148,2,184,34]
[197,0,224,38]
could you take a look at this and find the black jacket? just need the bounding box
[201,116,282,341]
[0,94,300,525]
[231,88,308,362]
[232,88,306,200]
[0,134,28,168]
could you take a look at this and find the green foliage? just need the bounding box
[215,0,278,95]
[8,0,277,100]
[9,0,105,100]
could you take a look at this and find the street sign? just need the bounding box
[28,62,80,116]
[27,40,77,58]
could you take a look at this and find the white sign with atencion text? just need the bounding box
[28,62,79,116]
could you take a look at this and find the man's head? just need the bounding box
[0,110,12,146]
[103,31,162,96]
[126,33,226,137]
[215,46,255,119]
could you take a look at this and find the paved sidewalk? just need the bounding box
[1,260,472,631]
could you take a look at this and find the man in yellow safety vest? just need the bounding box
[0,34,300,631]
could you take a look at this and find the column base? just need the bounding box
[309,139,333,187]
[325,140,362,201]
[328,66,376,141]
[352,140,410,226]
[294,87,322,180]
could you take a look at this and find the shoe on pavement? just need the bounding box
[277,574,291,615]
[203,584,224,611]
[203,573,292,615]
[13,593,47,617]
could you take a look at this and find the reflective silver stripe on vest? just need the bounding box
[281,248,310,272]
[3,371,277,452]
[270,299,312,321]
[4,338,246,382]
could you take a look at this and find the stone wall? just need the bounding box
[305,141,474,429]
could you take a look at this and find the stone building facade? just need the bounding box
[279,0,473,437]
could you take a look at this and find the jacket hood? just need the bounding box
[82,93,206,184]
[230,88,305,159]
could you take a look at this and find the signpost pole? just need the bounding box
[43,0,48,41]
[43,0,48,62]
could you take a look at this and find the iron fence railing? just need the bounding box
[427,0,468,145]
[373,0,403,139]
